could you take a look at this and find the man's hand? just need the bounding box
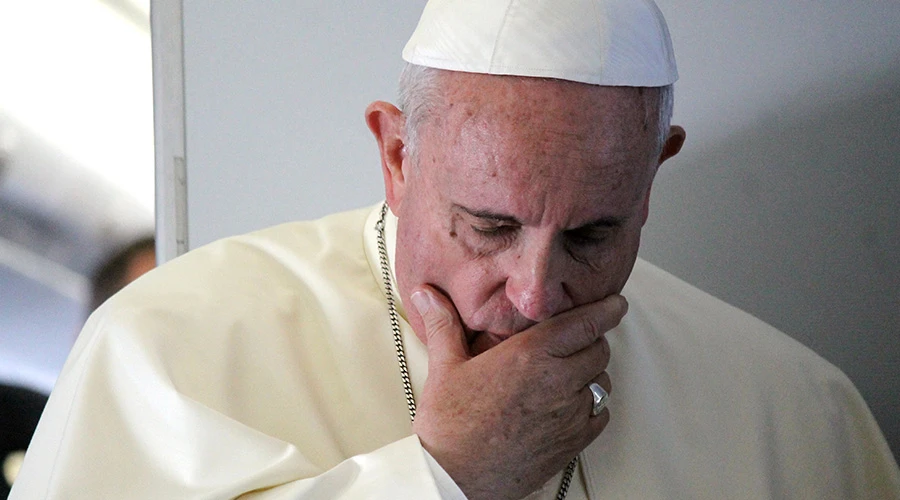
[409,286,626,500]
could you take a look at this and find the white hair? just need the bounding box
[397,63,443,161]
[656,84,674,152]
[397,62,674,160]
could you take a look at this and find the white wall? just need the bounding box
[160,0,900,457]
[180,1,420,245]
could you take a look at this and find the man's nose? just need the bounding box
[504,242,570,322]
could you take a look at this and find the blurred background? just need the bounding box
[0,0,152,395]
[1,1,153,492]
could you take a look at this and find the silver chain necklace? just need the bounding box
[374,203,578,500]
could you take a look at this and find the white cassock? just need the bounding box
[11,203,900,499]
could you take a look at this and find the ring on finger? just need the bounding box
[588,382,609,417]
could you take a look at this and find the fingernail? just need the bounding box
[410,290,432,315]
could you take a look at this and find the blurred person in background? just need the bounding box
[87,235,156,314]
[1,235,154,496]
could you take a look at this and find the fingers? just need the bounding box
[538,294,628,359]
[564,337,611,389]
[595,370,612,397]
[410,286,470,366]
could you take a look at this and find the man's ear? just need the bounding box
[641,125,686,225]
[659,125,686,165]
[366,101,408,213]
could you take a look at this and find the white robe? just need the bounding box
[11,203,900,499]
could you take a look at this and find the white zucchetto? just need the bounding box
[403,0,678,87]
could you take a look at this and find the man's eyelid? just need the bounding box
[456,204,521,226]
[568,216,624,234]
[472,221,519,234]
[464,213,520,232]
[564,220,620,244]
[477,217,518,228]
[567,225,610,237]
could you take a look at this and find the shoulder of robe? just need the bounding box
[69,205,383,398]
[616,259,900,497]
[624,258,856,392]
[97,204,375,325]
[18,204,423,497]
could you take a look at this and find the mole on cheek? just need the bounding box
[449,230,457,238]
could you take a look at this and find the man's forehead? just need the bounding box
[438,72,649,120]
[431,73,655,149]
[417,82,657,212]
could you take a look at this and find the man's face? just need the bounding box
[390,73,664,355]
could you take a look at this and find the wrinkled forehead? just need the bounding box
[412,73,660,213]
[426,72,659,163]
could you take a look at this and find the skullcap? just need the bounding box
[403,0,677,87]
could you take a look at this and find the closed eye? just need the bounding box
[565,228,609,247]
[471,224,519,247]
[472,224,517,236]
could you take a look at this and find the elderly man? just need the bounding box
[11,0,900,499]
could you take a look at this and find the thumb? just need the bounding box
[409,286,469,365]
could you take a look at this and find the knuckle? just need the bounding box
[579,315,600,343]
[426,307,454,333]
[514,348,534,368]
[596,347,610,371]
[598,372,612,395]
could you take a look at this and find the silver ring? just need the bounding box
[588,382,609,416]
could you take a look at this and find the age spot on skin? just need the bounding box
[448,215,460,239]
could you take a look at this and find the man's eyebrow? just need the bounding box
[455,204,625,229]
[454,204,521,224]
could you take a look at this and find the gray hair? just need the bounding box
[397,63,443,161]
[397,62,674,160]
